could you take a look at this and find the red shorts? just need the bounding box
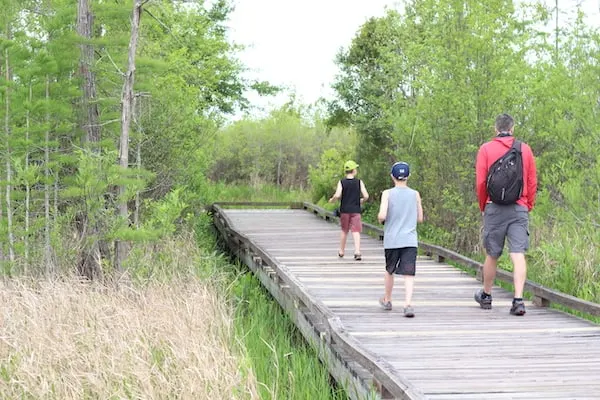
[340,213,362,233]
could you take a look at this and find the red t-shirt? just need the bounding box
[475,136,537,212]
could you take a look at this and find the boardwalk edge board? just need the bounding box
[211,204,425,400]
[299,202,600,318]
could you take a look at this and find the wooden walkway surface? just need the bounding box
[214,206,600,400]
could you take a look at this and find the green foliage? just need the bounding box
[199,181,308,205]
[0,0,277,275]
[143,188,188,237]
[309,147,353,204]
[210,102,356,192]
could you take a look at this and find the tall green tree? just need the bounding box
[0,0,273,277]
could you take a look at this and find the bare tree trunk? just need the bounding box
[54,172,58,222]
[4,44,15,264]
[44,77,54,276]
[115,0,146,272]
[77,0,101,145]
[134,96,142,229]
[555,0,559,58]
[25,83,32,273]
[76,0,102,280]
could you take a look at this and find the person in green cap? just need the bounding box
[329,160,369,260]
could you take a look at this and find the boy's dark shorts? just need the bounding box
[483,203,529,258]
[385,247,417,276]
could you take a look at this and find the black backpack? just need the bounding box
[486,140,523,205]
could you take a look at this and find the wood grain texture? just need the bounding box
[217,207,600,399]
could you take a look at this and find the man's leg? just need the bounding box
[483,254,498,295]
[510,253,527,298]
[477,203,505,307]
[507,206,529,299]
[506,206,529,315]
[474,253,497,309]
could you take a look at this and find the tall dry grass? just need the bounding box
[0,277,258,399]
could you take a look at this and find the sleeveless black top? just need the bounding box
[340,178,361,214]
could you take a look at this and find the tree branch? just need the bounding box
[143,7,185,46]
[103,49,125,76]
[83,119,120,128]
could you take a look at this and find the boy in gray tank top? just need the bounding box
[377,162,423,317]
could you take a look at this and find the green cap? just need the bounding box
[344,160,359,171]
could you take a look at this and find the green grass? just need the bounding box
[229,271,348,400]
[193,212,348,400]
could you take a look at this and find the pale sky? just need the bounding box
[226,0,600,117]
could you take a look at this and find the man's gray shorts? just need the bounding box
[483,203,529,258]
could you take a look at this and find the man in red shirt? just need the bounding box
[474,114,537,316]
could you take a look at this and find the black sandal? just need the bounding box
[354,254,362,261]
[338,252,344,258]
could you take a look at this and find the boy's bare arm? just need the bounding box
[416,191,424,223]
[360,181,369,203]
[377,190,389,223]
[328,181,342,203]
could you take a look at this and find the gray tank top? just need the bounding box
[383,187,418,249]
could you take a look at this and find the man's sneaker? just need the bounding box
[510,300,526,316]
[404,306,415,318]
[474,289,492,309]
[379,298,392,311]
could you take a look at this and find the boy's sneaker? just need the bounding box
[379,298,392,311]
[510,300,526,316]
[404,306,415,318]
[474,289,492,309]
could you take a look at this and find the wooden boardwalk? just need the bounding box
[212,205,600,400]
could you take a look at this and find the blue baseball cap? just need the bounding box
[391,162,410,180]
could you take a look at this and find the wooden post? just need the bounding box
[372,379,394,400]
[533,296,550,307]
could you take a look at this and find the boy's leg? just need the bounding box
[384,272,394,302]
[403,275,414,307]
[339,214,350,255]
[350,213,362,256]
[397,247,417,306]
[352,232,360,255]
[382,249,400,303]
[339,231,348,255]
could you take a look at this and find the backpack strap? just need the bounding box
[512,139,522,152]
